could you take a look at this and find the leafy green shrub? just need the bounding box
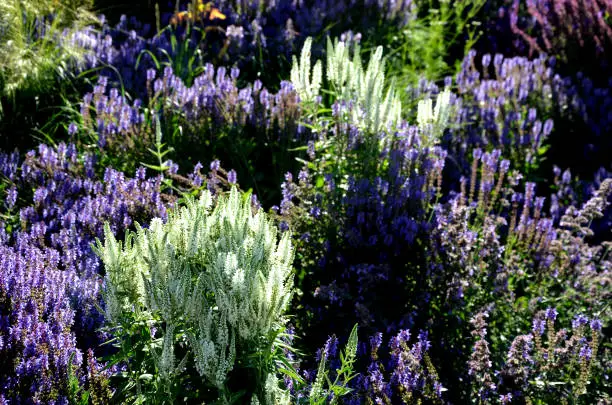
[94,187,296,404]
[385,0,487,97]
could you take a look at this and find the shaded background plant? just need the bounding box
[0,0,100,151]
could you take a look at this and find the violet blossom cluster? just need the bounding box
[448,50,556,176]
[148,64,303,134]
[180,0,417,72]
[283,106,610,400]
[77,75,146,157]
[0,143,233,403]
[430,156,611,400]
[279,115,451,350]
[495,310,604,402]
[439,50,612,238]
[432,49,610,182]
[74,60,308,205]
[0,231,93,403]
[76,62,305,154]
[436,150,611,307]
[339,329,442,404]
[292,328,441,404]
[66,0,418,99]
[69,14,154,94]
[320,158,442,318]
[476,2,612,187]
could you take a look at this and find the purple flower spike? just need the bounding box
[227,169,237,184]
[68,122,78,136]
[590,319,602,332]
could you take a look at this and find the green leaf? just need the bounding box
[315,176,325,188]
[141,163,168,172]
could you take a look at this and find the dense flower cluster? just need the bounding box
[276,37,611,402]
[172,0,418,76]
[408,47,612,193]
[282,120,448,338]
[148,64,302,134]
[65,0,419,98]
[1,0,611,403]
[0,142,235,402]
[94,187,295,402]
[450,51,555,173]
[0,144,167,401]
[0,232,85,403]
[495,310,605,401]
[73,59,306,205]
[354,329,443,403]
[431,49,612,238]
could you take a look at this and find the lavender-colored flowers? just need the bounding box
[227,169,237,184]
[357,329,442,403]
[0,142,232,402]
[590,319,603,332]
[545,307,558,321]
[1,0,611,402]
[468,312,494,401]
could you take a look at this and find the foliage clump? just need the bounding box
[0,0,97,103]
[95,187,295,403]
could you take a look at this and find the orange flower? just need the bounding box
[170,10,188,24]
[209,7,226,21]
[170,3,225,25]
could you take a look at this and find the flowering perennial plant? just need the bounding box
[492,310,606,402]
[0,144,169,402]
[73,60,306,204]
[0,0,611,403]
[94,187,296,403]
[278,39,611,402]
